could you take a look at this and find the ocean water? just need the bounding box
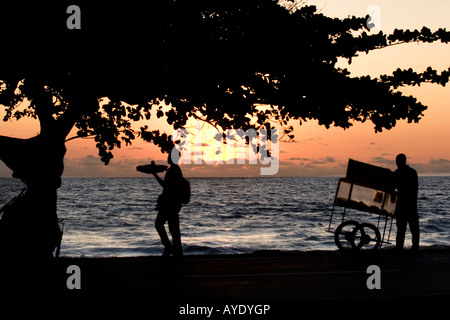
[0,177,449,257]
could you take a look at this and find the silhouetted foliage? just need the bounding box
[1,0,449,164]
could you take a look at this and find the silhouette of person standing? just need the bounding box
[394,153,420,251]
[152,151,184,257]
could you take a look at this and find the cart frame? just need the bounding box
[327,159,397,251]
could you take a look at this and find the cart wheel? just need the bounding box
[334,220,361,251]
[354,223,381,250]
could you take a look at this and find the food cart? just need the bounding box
[327,159,397,251]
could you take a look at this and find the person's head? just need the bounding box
[396,153,407,168]
[168,148,181,166]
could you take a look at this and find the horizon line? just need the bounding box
[2,175,449,179]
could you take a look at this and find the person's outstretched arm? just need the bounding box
[153,172,165,188]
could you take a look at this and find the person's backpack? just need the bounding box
[180,177,191,204]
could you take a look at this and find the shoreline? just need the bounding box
[56,243,450,258]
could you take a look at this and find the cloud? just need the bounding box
[2,154,449,179]
[194,142,210,147]
[415,158,450,175]
[370,157,450,175]
[63,155,157,177]
[277,159,346,177]
[429,158,450,164]
[371,156,395,167]
[182,163,263,177]
[311,156,336,165]
[288,157,310,161]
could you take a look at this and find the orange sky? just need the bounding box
[0,0,449,177]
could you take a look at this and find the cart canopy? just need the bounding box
[346,159,395,192]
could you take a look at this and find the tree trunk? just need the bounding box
[0,129,67,259]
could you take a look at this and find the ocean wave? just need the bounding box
[0,177,447,257]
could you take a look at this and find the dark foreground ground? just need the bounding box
[1,248,450,315]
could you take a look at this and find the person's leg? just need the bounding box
[168,212,182,256]
[155,210,172,255]
[395,215,407,250]
[409,212,420,250]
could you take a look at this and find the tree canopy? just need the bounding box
[1,0,449,165]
